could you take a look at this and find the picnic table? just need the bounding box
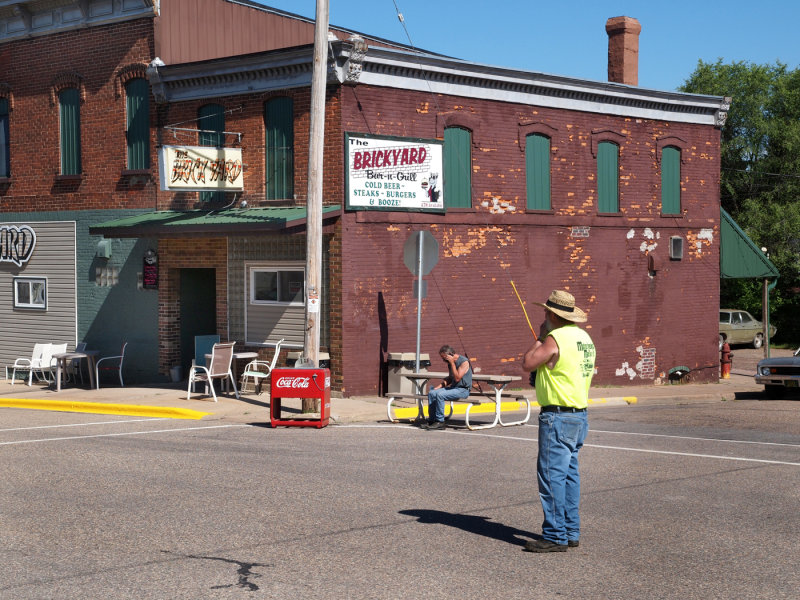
[387,369,530,430]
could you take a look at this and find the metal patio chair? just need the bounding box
[95,342,128,389]
[187,342,239,402]
[240,338,284,394]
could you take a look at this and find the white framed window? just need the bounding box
[250,268,305,305]
[14,277,47,309]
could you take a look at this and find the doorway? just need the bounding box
[179,268,217,375]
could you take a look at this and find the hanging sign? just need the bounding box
[345,133,445,213]
[0,224,36,267]
[158,145,244,192]
[143,249,158,289]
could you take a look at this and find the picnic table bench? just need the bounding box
[386,369,530,430]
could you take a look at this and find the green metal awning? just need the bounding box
[89,206,341,237]
[720,208,779,279]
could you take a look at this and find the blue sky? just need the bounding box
[250,0,800,92]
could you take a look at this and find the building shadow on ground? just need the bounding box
[399,509,539,548]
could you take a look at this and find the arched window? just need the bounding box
[59,88,81,175]
[125,78,149,170]
[597,141,619,213]
[198,103,225,202]
[661,146,681,215]
[444,126,472,208]
[526,133,551,210]
[265,97,294,200]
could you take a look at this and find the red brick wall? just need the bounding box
[157,237,228,374]
[0,19,156,211]
[336,85,721,395]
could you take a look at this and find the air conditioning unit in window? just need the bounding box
[669,236,683,260]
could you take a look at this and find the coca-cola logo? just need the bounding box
[275,376,311,389]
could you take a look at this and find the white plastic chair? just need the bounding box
[187,342,238,402]
[46,343,67,384]
[95,342,128,389]
[11,343,51,386]
[240,338,284,394]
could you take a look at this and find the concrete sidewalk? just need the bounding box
[0,369,765,425]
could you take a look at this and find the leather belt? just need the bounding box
[540,405,586,413]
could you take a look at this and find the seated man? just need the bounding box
[424,345,472,430]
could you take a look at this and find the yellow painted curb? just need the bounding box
[393,400,530,420]
[588,396,637,406]
[0,398,210,420]
[393,396,637,419]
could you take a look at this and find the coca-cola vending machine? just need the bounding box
[270,368,331,428]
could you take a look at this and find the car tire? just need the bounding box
[764,384,785,399]
[753,333,764,349]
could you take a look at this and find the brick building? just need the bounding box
[2,2,731,394]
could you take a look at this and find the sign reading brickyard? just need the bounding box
[158,145,244,192]
[345,133,444,213]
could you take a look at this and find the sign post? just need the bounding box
[403,230,439,373]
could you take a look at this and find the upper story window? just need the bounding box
[0,97,9,178]
[198,103,225,202]
[661,146,681,215]
[125,78,150,170]
[265,97,294,201]
[59,88,81,175]
[526,133,551,210]
[597,141,619,213]
[444,126,472,208]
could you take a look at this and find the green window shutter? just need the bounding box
[265,97,294,201]
[125,78,150,170]
[661,146,680,214]
[59,88,81,175]
[444,127,472,208]
[526,133,551,210]
[198,103,225,202]
[0,98,8,178]
[597,141,618,213]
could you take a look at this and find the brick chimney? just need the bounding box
[606,16,641,86]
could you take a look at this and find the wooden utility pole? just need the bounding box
[302,0,329,412]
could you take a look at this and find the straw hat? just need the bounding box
[534,290,588,323]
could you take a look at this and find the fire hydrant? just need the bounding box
[720,342,733,379]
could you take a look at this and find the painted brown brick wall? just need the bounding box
[0,19,157,211]
[336,85,721,396]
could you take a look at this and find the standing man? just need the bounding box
[522,290,596,552]
[424,345,472,430]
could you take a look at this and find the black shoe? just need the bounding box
[426,421,446,430]
[524,539,567,553]
[568,540,579,548]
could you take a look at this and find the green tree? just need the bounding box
[681,60,800,343]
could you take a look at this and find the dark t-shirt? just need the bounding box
[447,355,473,389]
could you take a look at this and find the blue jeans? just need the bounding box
[537,410,588,545]
[427,386,470,422]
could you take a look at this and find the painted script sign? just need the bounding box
[158,145,244,192]
[0,224,36,267]
[345,133,444,212]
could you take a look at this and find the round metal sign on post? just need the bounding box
[403,230,439,276]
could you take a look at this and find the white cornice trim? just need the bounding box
[149,41,729,127]
[0,0,157,43]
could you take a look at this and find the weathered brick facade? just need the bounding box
[335,86,721,395]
